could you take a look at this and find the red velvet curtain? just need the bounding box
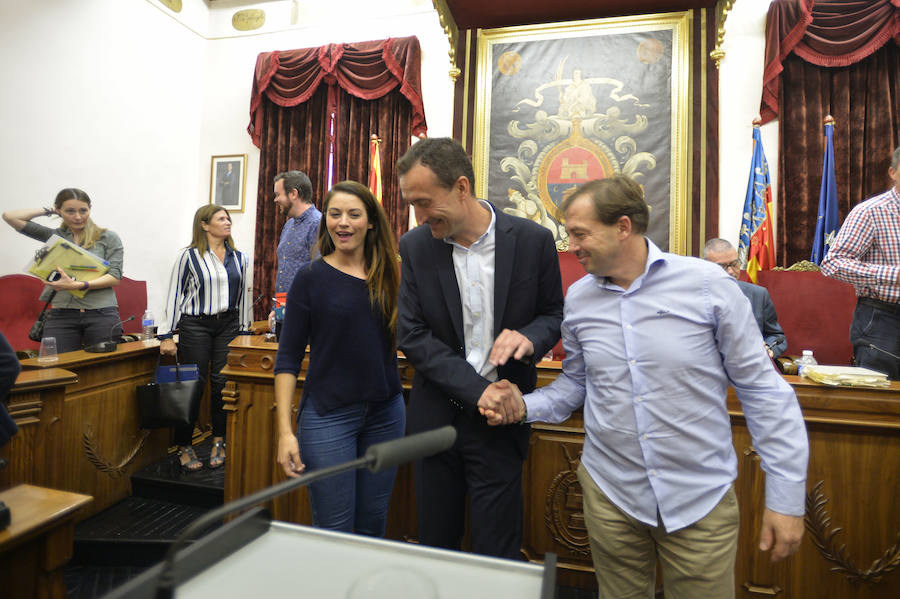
[759,0,900,266]
[334,89,414,240]
[252,86,331,320]
[248,36,428,319]
[761,0,900,124]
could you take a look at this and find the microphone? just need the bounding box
[868,343,900,361]
[85,315,135,353]
[154,425,456,598]
[365,424,456,472]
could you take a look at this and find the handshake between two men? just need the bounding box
[478,379,526,426]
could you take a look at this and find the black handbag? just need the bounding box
[28,291,57,342]
[136,355,202,429]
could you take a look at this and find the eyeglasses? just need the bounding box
[716,259,741,271]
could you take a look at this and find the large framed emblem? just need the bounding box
[474,12,692,253]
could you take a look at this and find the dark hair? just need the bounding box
[274,170,313,203]
[396,137,475,192]
[317,181,400,349]
[54,188,106,249]
[561,176,650,234]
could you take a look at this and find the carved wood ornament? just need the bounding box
[82,425,150,479]
[544,444,590,555]
[806,480,900,584]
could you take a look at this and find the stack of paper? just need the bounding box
[25,234,110,298]
[802,365,890,388]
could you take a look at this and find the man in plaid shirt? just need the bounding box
[821,146,900,380]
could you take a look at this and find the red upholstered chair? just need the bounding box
[551,252,588,360]
[0,274,147,351]
[755,269,856,366]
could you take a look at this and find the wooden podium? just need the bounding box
[103,508,556,599]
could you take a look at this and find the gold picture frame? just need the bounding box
[474,12,692,254]
[210,154,247,213]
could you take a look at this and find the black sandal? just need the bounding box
[209,440,226,469]
[178,446,203,472]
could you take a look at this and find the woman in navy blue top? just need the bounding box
[159,205,252,472]
[274,181,404,536]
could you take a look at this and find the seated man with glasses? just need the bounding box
[703,238,787,358]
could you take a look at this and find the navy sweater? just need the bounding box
[273,259,402,414]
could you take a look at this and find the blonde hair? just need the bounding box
[190,204,235,254]
[54,188,106,249]
[317,181,400,348]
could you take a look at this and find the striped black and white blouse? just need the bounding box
[157,246,253,338]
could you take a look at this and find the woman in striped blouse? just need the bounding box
[158,205,252,472]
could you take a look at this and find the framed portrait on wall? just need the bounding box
[474,12,692,253]
[210,154,247,213]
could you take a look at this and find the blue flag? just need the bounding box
[811,120,839,264]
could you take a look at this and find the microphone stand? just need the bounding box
[85,315,135,353]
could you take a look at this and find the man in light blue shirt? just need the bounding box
[480,176,808,598]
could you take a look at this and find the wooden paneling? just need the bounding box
[7,342,172,518]
[728,379,900,599]
[0,484,92,599]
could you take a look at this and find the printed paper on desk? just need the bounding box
[25,234,110,298]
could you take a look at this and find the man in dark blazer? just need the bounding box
[397,138,564,558]
[704,238,787,357]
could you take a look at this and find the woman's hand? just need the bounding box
[159,338,177,356]
[47,267,82,292]
[277,432,305,478]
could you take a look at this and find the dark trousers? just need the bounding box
[173,313,239,446]
[415,413,525,559]
[44,306,122,354]
[851,298,900,380]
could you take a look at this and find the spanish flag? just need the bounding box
[739,121,776,283]
[368,134,382,205]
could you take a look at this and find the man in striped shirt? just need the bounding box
[821,146,900,379]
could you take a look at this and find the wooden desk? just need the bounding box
[0,484,92,599]
[9,341,172,518]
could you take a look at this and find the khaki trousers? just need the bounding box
[577,463,739,599]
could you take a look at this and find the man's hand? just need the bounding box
[489,329,534,367]
[758,508,804,562]
[477,380,524,426]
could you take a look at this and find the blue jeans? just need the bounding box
[851,299,900,380]
[299,394,406,536]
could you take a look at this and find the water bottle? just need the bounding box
[141,309,155,340]
[794,349,817,377]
